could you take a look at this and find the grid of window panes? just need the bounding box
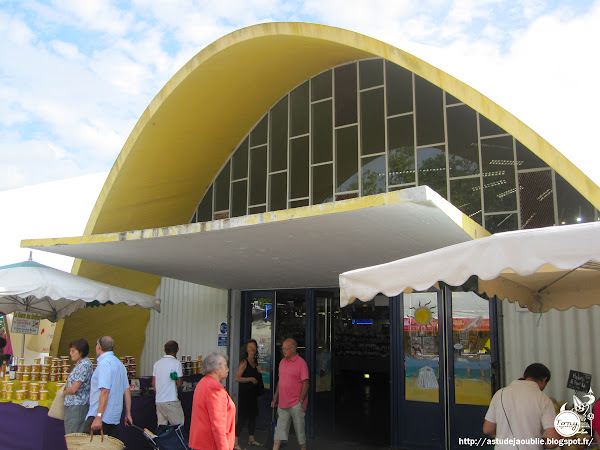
[191,58,598,233]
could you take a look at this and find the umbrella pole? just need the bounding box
[20,301,30,360]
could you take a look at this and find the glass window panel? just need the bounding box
[275,291,307,364]
[231,180,247,218]
[311,69,332,101]
[290,136,309,199]
[312,100,333,164]
[452,291,492,405]
[447,104,479,177]
[418,146,447,199]
[415,75,444,146]
[214,161,230,212]
[516,140,548,170]
[232,138,248,180]
[312,164,333,204]
[197,185,213,222]
[250,115,268,147]
[555,173,597,225]
[191,211,197,223]
[450,177,482,225]
[385,60,412,116]
[249,145,267,205]
[270,97,288,172]
[360,88,385,156]
[484,213,518,233]
[388,115,415,186]
[445,92,461,105]
[290,198,309,208]
[248,293,273,391]
[248,205,266,214]
[359,59,383,90]
[404,292,440,403]
[334,63,358,127]
[290,81,309,137]
[269,172,287,211]
[214,211,229,220]
[479,114,506,137]
[335,192,359,201]
[518,170,554,228]
[481,136,516,213]
[361,154,386,196]
[335,126,359,193]
[389,184,415,192]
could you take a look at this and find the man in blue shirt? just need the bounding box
[82,336,133,438]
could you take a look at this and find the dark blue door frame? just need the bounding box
[391,286,500,450]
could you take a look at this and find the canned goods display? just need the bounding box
[39,373,48,381]
[49,374,57,382]
[39,381,48,390]
[40,365,50,374]
[5,383,14,393]
[33,358,41,365]
[30,373,39,381]
[29,391,39,401]
[56,382,65,390]
[22,373,30,381]
[15,390,26,401]
[43,356,52,365]
[19,381,29,391]
[16,373,23,381]
[39,390,48,401]
[61,373,69,381]
[31,365,41,373]
[29,383,40,393]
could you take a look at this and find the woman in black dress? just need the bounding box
[234,339,262,449]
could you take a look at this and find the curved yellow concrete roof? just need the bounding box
[74,21,600,290]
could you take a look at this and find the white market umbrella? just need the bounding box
[339,221,600,313]
[0,259,161,322]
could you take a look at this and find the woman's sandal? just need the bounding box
[248,440,262,446]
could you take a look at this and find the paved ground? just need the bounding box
[236,428,391,450]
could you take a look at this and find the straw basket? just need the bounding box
[65,430,125,449]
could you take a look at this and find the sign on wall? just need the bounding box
[567,370,592,392]
[218,322,228,347]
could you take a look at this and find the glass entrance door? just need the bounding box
[397,288,498,449]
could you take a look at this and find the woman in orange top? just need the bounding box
[189,352,236,450]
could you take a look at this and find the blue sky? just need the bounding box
[1,0,599,191]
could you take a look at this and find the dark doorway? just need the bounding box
[333,294,390,446]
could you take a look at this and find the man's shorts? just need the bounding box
[274,401,306,445]
[156,400,185,426]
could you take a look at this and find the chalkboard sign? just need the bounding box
[567,370,592,392]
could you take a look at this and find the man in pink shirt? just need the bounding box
[271,338,309,450]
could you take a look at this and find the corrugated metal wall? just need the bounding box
[502,300,600,404]
[140,277,229,376]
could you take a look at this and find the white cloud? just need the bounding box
[0,173,108,271]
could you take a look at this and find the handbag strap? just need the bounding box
[89,426,105,442]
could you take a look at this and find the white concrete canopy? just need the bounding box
[24,187,487,291]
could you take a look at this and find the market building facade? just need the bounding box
[25,23,600,449]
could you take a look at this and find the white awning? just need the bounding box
[339,221,600,312]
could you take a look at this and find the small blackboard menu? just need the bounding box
[566,370,592,392]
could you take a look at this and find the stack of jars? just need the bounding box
[181,355,202,376]
[118,356,137,379]
[1,376,49,401]
[49,357,70,382]
[1,376,14,400]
